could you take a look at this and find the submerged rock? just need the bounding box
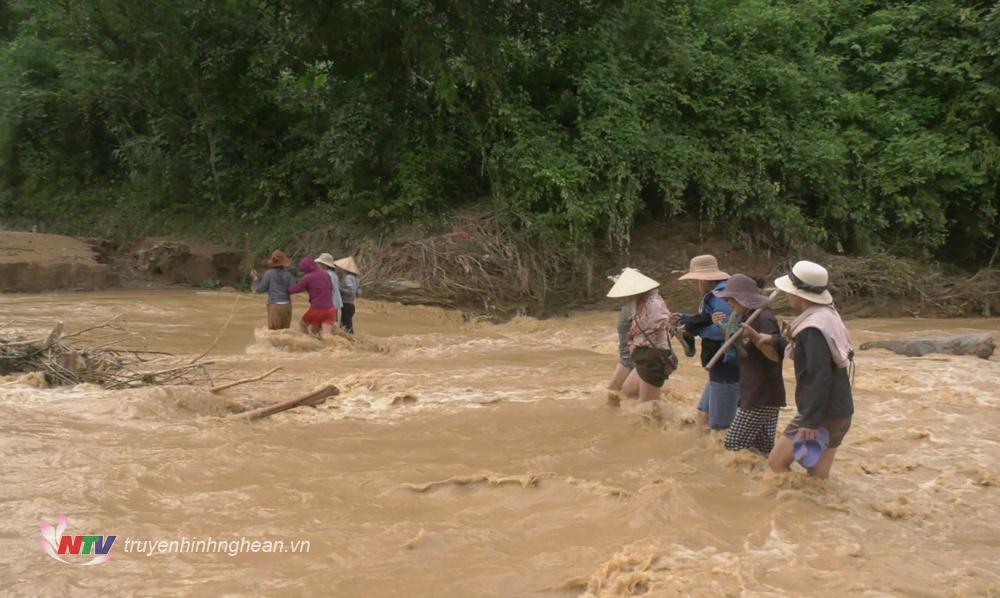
[860,334,995,359]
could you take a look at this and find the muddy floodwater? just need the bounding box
[2,290,999,596]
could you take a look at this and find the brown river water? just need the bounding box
[1,290,999,596]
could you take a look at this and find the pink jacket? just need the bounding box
[289,257,334,309]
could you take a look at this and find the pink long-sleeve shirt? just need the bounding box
[288,257,334,309]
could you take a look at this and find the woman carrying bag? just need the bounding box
[608,268,678,402]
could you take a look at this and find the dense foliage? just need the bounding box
[1,0,997,262]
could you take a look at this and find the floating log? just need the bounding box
[860,334,995,359]
[233,385,340,421]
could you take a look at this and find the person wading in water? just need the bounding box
[674,255,739,430]
[606,270,637,405]
[767,260,855,479]
[714,274,786,455]
[334,256,361,334]
[607,268,677,403]
[289,256,335,337]
[251,250,296,330]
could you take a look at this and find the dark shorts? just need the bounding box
[631,346,669,388]
[783,415,853,448]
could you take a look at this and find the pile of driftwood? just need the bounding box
[0,317,209,388]
[822,254,1000,317]
[1,316,339,421]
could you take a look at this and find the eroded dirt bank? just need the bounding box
[3,222,997,320]
[0,232,242,292]
[0,232,115,292]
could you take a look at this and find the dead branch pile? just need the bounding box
[0,318,210,388]
[360,212,580,314]
[820,255,1000,316]
[280,210,584,316]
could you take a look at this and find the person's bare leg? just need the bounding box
[637,379,661,402]
[806,447,839,479]
[621,369,640,399]
[768,434,796,473]
[698,410,709,427]
[299,320,309,334]
[608,364,631,391]
[607,364,632,406]
[321,323,334,337]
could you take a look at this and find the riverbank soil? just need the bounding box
[2,219,996,318]
[129,237,243,287]
[0,232,116,293]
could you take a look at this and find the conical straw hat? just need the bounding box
[333,256,360,274]
[607,268,660,298]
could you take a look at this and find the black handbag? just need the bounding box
[634,319,679,378]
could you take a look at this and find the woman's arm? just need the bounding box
[740,323,781,362]
[254,270,271,294]
[756,338,781,362]
[288,274,309,295]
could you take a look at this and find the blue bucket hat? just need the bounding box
[793,427,830,468]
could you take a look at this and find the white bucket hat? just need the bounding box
[315,253,337,269]
[775,261,834,305]
[607,268,660,298]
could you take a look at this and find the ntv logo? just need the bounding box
[39,514,116,565]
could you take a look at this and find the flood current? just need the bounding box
[1,290,998,596]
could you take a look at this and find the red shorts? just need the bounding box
[302,308,336,328]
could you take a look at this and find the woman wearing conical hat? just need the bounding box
[333,256,361,334]
[607,268,676,402]
[606,271,637,403]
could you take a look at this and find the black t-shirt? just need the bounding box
[737,309,786,409]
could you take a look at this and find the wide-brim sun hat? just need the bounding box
[678,254,730,281]
[714,273,770,310]
[607,268,660,298]
[315,253,337,269]
[267,250,292,268]
[775,260,834,305]
[333,256,360,275]
[794,426,830,468]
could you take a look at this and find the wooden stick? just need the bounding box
[703,290,780,371]
[234,385,339,421]
[62,315,123,339]
[190,295,241,364]
[0,337,46,347]
[210,366,282,394]
[88,337,132,351]
[108,361,214,389]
